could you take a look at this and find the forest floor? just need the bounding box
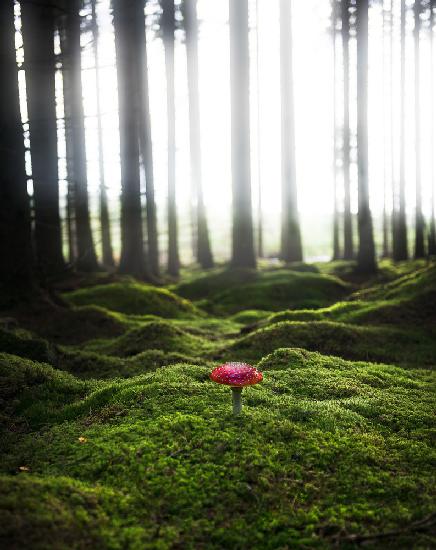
[0,259,435,549]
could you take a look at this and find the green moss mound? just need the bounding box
[65,282,198,318]
[0,352,434,548]
[84,320,212,358]
[0,328,55,364]
[227,320,436,367]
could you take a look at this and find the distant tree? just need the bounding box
[279,0,303,263]
[414,0,425,258]
[0,0,35,295]
[429,0,436,255]
[113,0,149,277]
[20,0,65,277]
[342,0,354,259]
[91,0,114,268]
[229,0,256,268]
[137,2,159,278]
[356,0,377,272]
[332,0,341,261]
[382,0,390,257]
[161,0,180,277]
[62,0,99,271]
[182,0,214,268]
[255,0,264,258]
[393,0,409,260]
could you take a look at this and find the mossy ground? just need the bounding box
[0,262,435,548]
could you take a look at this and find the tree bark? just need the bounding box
[229,0,256,268]
[332,0,341,261]
[356,0,377,273]
[429,0,436,255]
[382,1,390,258]
[91,0,114,268]
[113,0,148,278]
[62,0,98,271]
[20,0,65,277]
[184,0,214,268]
[0,0,35,296]
[342,0,353,259]
[279,0,303,263]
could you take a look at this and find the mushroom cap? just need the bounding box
[210,362,263,387]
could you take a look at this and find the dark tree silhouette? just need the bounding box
[183,0,214,269]
[382,1,390,257]
[356,0,377,273]
[0,0,35,295]
[113,0,148,277]
[229,0,256,268]
[393,0,409,260]
[414,0,425,258]
[429,0,436,255]
[62,0,98,271]
[91,0,114,268]
[161,0,180,277]
[342,0,353,260]
[279,0,303,263]
[20,0,65,277]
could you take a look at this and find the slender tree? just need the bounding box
[255,0,264,258]
[20,0,65,277]
[279,0,303,262]
[113,0,148,277]
[382,0,390,257]
[356,0,377,272]
[394,0,409,260]
[91,0,114,267]
[183,0,214,268]
[229,0,256,268]
[161,0,180,276]
[332,0,341,260]
[342,0,354,259]
[137,2,160,277]
[62,0,99,271]
[429,0,436,255]
[0,0,35,296]
[414,0,425,257]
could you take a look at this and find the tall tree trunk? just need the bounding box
[184,0,214,268]
[332,0,341,261]
[136,3,159,278]
[229,0,256,268]
[356,0,377,273]
[390,0,398,259]
[342,0,353,259]
[279,0,303,263]
[394,0,409,260]
[162,0,180,277]
[20,0,65,277]
[0,0,35,296]
[113,0,148,277]
[91,0,114,268]
[255,0,264,258]
[429,0,436,255]
[382,1,390,257]
[62,1,98,271]
[414,0,425,257]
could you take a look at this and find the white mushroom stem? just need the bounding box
[231,387,242,415]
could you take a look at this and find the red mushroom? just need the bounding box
[210,362,263,415]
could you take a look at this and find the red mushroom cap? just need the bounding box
[210,362,263,387]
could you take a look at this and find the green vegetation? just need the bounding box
[0,261,435,548]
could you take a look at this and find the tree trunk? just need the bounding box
[332,0,341,261]
[161,0,180,277]
[429,0,436,255]
[229,0,256,268]
[20,0,65,277]
[414,0,425,258]
[382,1,390,258]
[184,0,214,268]
[91,0,114,268]
[255,0,264,258]
[0,0,35,296]
[356,0,377,273]
[136,3,160,278]
[342,0,353,259]
[279,0,303,263]
[394,0,409,260]
[113,0,148,278]
[62,1,98,272]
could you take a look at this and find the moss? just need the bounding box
[230,309,272,325]
[83,320,213,358]
[0,352,435,548]
[65,282,198,318]
[226,320,436,367]
[0,328,55,364]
